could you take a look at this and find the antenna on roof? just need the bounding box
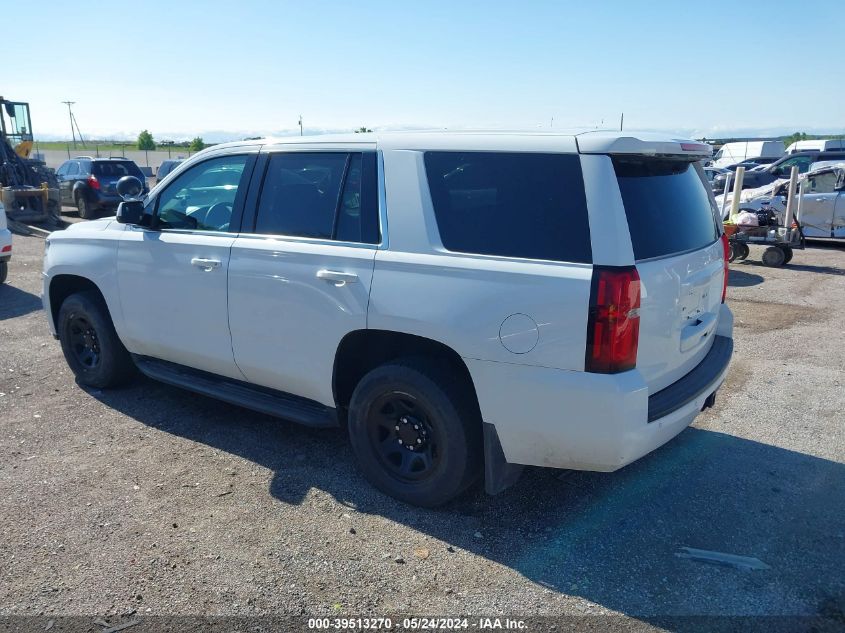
[620,112,624,131]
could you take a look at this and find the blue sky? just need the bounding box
[11,0,845,141]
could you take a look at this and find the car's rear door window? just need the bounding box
[252,152,379,243]
[423,151,591,263]
[613,158,719,261]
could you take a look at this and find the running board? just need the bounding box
[132,355,338,428]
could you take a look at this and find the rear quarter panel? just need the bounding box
[369,149,592,371]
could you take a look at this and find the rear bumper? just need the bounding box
[469,304,733,472]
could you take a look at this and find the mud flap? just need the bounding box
[483,422,524,495]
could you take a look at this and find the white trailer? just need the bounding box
[711,140,784,167]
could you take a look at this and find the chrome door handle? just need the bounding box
[316,269,358,286]
[191,257,221,271]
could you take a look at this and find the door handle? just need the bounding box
[191,257,221,271]
[316,269,358,286]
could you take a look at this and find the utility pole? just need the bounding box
[62,101,77,149]
[298,115,303,136]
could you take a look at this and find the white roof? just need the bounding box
[207,130,711,157]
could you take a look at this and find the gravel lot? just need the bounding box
[1,229,843,628]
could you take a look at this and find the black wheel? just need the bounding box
[762,246,786,267]
[0,261,7,284]
[58,291,135,388]
[347,359,482,507]
[76,195,94,220]
[735,243,750,261]
[781,246,793,264]
[727,242,738,263]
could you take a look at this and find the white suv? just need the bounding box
[43,131,733,506]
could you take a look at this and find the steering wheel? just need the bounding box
[205,202,232,230]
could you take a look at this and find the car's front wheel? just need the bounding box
[347,358,482,507]
[58,290,135,388]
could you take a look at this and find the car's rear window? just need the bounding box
[424,151,591,263]
[93,161,144,178]
[613,158,719,260]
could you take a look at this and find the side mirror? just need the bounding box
[116,175,144,200]
[116,200,144,225]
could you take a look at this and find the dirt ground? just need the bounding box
[1,229,843,629]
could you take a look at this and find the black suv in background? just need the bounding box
[712,150,845,194]
[55,157,149,219]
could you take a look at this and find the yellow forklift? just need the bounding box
[0,96,60,224]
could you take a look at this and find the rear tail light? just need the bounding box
[87,174,100,190]
[720,233,729,303]
[585,266,641,373]
[1,245,10,253]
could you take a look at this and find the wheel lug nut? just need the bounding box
[416,439,422,444]
[398,439,403,445]
[394,425,399,431]
[414,425,419,430]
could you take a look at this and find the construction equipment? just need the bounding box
[0,96,60,225]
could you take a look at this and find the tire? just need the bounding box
[57,290,135,388]
[728,243,738,263]
[0,261,7,284]
[347,358,482,507]
[76,195,94,220]
[781,246,794,264]
[735,243,750,261]
[762,246,786,267]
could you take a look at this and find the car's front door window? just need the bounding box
[806,171,838,194]
[155,155,248,232]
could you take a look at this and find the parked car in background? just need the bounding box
[156,159,183,184]
[710,140,784,168]
[724,161,761,172]
[55,157,149,219]
[711,150,845,195]
[796,165,845,239]
[785,139,845,154]
[704,166,729,183]
[42,131,732,507]
[0,201,11,284]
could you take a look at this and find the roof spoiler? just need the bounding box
[576,135,712,158]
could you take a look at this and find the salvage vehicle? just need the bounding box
[0,201,10,283]
[42,131,733,507]
[712,150,845,195]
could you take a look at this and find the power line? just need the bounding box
[61,101,77,149]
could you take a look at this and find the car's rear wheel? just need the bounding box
[76,195,94,220]
[347,358,482,507]
[0,261,7,284]
[58,290,135,388]
[734,242,750,261]
[781,245,794,264]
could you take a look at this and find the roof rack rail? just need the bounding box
[73,155,94,159]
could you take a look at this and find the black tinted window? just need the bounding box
[423,152,591,263]
[93,161,143,178]
[254,152,379,243]
[614,158,719,260]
